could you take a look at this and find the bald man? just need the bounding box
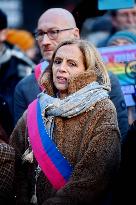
[14,8,128,142]
[37,8,79,60]
[14,8,80,124]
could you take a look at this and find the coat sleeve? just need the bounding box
[43,103,121,205]
[14,74,41,126]
[14,80,28,126]
[0,143,15,201]
[9,112,32,205]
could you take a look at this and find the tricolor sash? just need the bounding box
[27,99,73,190]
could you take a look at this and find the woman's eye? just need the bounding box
[54,59,61,64]
[69,61,76,67]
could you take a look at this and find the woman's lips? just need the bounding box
[57,76,67,84]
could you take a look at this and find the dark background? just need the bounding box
[0,0,105,32]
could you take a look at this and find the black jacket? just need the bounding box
[0,43,35,136]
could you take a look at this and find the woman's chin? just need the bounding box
[55,84,67,92]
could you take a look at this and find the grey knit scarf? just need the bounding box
[38,81,109,118]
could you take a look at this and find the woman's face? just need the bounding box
[52,44,86,97]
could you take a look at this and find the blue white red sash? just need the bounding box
[27,99,73,190]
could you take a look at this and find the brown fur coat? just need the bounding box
[10,71,121,205]
[0,124,15,203]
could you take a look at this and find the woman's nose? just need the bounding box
[58,61,67,72]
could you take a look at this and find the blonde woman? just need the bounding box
[10,39,121,205]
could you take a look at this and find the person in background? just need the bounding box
[0,9,35,136]
[110,5,136,33]
[10,39,121,205]
[112,117,136,205]
[81,14,112,47]
[117,119,136,204]
[0,123,15,204]
[99,3,136,47]
[107,29,136,125]
[14,8,128,144]
[105,29,136,204]
[6,28,42,64]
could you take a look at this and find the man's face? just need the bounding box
[36,13,79,61]
[112,6,136,30]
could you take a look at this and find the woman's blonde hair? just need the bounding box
[40,39,110,90]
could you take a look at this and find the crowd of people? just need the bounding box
[0,3,136,205]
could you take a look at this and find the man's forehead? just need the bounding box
[38,15,69,30]
[117,6,136,14]
[37,9,75,30]
[39,11,69,23]
[37,23,60,31]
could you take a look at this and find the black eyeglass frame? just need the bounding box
[34,28,75,41]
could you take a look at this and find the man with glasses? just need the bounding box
[35,28,76,45]
[14,8,128,144]
[14,8,80,124]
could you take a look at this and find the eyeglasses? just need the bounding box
[34,28,74,41]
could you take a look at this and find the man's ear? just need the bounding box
[73,28,80,39]
[0,29,7,42]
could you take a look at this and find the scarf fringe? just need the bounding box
[22,149,33,163]
[30,194,37,204]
